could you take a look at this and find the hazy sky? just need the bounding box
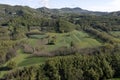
[0,0,120,12]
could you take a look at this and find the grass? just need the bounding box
[7,30,101,66]
[9,50,30,66]
[10,50,47,67]
[26,30,101,52]
[18,57,47,67]
[0,50,29,78]
[0,71,7,78]
[46,30,101,50]
[0,49,47,78]
[0,30,102,78]
[27,38,38,46]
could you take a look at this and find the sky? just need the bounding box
[0,0,120,12]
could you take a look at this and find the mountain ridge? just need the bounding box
[36,7,109,16]
[0,4,120,16]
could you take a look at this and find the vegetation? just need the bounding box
[3,53,120,80]
[6,60,17,69]
[0,4,120,80]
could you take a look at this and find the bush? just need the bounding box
[58,20,76,33]
[22,44,34,54]
[6,61,17,69]
[6,48,17,61]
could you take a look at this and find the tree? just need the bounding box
[48,37,56,45]
[101,58,114,79]
[6,61,17,69]
[59,19,76,33]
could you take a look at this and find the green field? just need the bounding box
[18,57,47,66]
[9,50,47,67]
[28,30,101,51]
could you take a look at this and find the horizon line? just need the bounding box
[0,3,119,13]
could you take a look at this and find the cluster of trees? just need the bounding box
[58,19,76,33]
[1,13,120,40]
[1,9,120,41]
[3,52,120,80]
[0,27,10,40]
[67,14,120,31]
[0,16,77,40]
[0,39,27,65]
[85,28,120,44]
[7,17,76,33]
[0,40,16,65]
[6,60,17,69]
[1,4,120,35]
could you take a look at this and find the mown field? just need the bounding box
[28,30,101,51]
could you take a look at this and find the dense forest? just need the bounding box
[0,4,120,80]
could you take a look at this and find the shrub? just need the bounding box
[6,61,17,69]
[58,20,76,33]
[22,44,34,54]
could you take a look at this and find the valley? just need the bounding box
[0,4,120,80]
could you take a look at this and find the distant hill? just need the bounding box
[0,4,34,15]
[0,4,120,18]
[37,7,109,16]
[108,11,120,16]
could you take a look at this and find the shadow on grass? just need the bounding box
[0,66,11,71]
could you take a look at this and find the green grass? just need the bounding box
[18,57,47,67]
[10,50,47,67]
[0,71,7,78]
[0,50,29,78]
[26,30,101,52]
[49,30,101,47]
[27,38,38,46]
[10,50,30,66]
[0,49,47,78]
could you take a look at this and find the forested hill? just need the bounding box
[0,4,120,17]
[1,4,120,80]
[36,7,108,16]
[0,4,43,18]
